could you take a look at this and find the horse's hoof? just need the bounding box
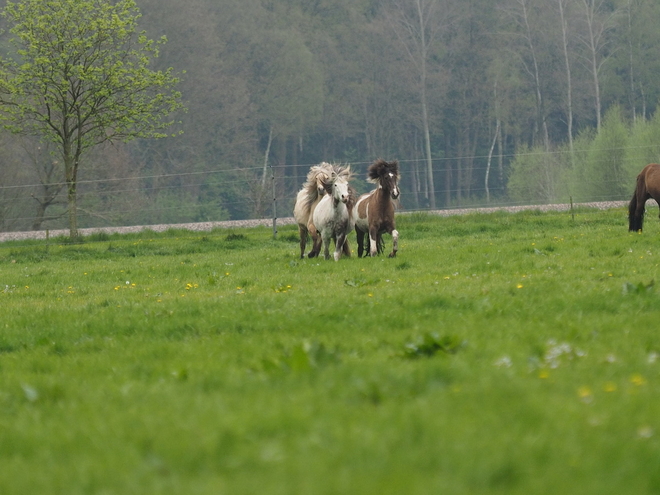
[388,252,396,258]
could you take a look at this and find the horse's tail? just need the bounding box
[629,174,645,232]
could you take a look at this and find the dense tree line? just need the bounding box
[1,0,659,231]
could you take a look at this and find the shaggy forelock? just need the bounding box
[367,159,399,184]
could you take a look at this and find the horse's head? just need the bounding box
[387,171,400,200]
[330,174,350,206]
[368,159,400,199]
[307,163,334,198]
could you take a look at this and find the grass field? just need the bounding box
[1,207,660,494]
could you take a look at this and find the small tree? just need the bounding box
[0,0,184,238]
[585,106,629,201]
[507,145,561,204]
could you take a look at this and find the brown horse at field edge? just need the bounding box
[629,163,660,232]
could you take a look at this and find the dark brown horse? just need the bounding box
[354,159,400,257]
[629,163,660,232]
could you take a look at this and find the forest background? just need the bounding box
[1,0,660,232]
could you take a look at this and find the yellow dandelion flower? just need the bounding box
[603,382,617,392]
[538,370,549,379]
[517,284,524,289]
[630,374,646,386]
[578,386,593,399]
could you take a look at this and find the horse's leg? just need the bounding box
[635,193,647,233]
[322,231,331,260]
[368,226,379,257]
[376,232,384,255]
[307,223,322,258]
[355,227,365,257]
[629,193,638,231]
[305,220,316,258]
[298,225,307,259]
[633,176,650,232]
[342,237,351,258]
[388,229,399,258]
[334,233,347,262]
[308,233,322,258]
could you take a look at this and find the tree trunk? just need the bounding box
[486,120,500,204]
[580,0,613,132]
[67,183,78,239]
[32,202,47,231]
[421,97,436,209]
[558,0,574,153]
[261,126,274,188]
[520,0,549,150]
[497,123,504,194]
[64,143,79,240]
[625,1,636,122]
[444,131,452,206]
[416,0,436,210]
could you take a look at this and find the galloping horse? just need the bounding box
[293,163,333,258]
[354,159,400,257]
[312,166,354,261]
[629,163,660,232]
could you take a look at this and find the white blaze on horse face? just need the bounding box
[389,174,400,199]
[334,178,349,204]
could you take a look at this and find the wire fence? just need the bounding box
[0,145,651,235]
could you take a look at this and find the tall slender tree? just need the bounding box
[576,0,618,131]
[387,0,449,209]
[556,0,575,153]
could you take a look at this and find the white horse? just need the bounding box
[293,163,333,258]
[312,166,354,261]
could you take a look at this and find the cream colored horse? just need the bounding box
[293,163,333,258]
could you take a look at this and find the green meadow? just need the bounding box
[1,208,660,494]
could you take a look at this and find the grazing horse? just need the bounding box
[629,163,660,232]
[354,159,400,257]
[293,163,333,258]
[312,166,354,261]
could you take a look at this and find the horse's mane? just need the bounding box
[367,159,399,185]
[346,184,358,211]
[301,162,333,211]
[331,163,353,182]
